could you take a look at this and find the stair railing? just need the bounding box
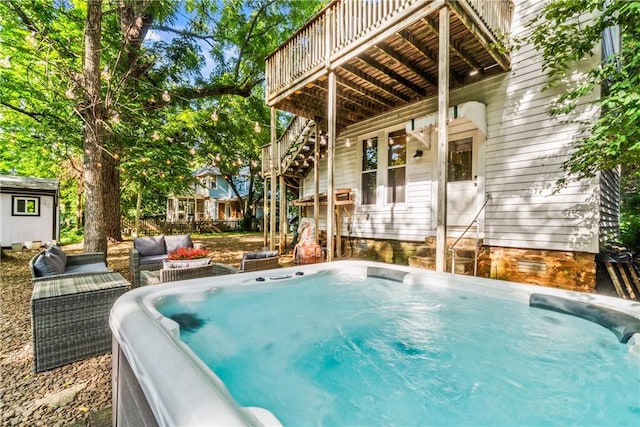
[450,193,492,275]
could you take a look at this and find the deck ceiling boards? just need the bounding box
[272,9,509,133]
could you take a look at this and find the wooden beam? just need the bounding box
[290,89,360,126]
[375,42,439,88]
[336,75,396,109]
[342,63,412,103]
[310,81,379,117]
[358,53,428,97]
[397,29,464,84]
[277,97,353,131]
[436,6,450,273]
[422,16,485,74]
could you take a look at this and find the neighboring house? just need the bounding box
[166,166,253,224]
[0,175,60,247]
[262,0,619,292]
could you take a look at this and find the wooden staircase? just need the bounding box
[409,236,484,276]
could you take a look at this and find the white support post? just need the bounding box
[314,125,320,244]
[269,107,277,251]
[326,71,336,262]
[263,177,268,247]
[279,173,286,253]
[436,6,450,272]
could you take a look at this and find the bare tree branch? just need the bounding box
[151,25,216,48]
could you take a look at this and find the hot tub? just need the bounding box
[110,261,640,426]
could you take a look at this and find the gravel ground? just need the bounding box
[0,233,287,427]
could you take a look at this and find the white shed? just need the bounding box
[0,175,60,248]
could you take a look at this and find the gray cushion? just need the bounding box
[65,262,109,274]
[242,250,279,261]
[33,253,53,277]
[134,235,166,256]
[42,252,66,275]
[139,254,168,265]
[47,245,67,266]
[164,234,193,253]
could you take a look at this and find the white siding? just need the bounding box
[0,193,56,246]
[300,0,602,253]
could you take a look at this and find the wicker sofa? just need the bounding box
[141,262,239,286]
[139,250,280,286]
[129,233,193,287]
[240,250,280,272]
[29,245,110,283]
[29,246,129,372]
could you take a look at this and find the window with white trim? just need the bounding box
[448,137,473,182]
[361,137,378,205]
[387,129,406,204]
[13,196,40,216]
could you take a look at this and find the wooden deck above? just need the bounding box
[265,0,513,132]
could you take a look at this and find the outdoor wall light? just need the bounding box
[413,149,423,158]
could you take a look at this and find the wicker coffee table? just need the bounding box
[31,271,130,372]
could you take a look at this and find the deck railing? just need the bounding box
[266,0,513,102]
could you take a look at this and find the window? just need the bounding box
[12,196,40,216]
[387,129,406,204]
[361,137,378,205]
[448,137,473,182]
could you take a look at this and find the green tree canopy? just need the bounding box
[527,0,640,180]
[0,0,324,253]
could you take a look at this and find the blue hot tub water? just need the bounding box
[156,270,640,426]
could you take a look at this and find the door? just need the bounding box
[447,133,477,228]
[431,125,484,232]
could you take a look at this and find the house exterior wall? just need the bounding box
[166,172,252,222]
[0,192,57,246]
[297,0,613,290]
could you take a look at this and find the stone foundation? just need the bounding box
[345,237,597,293]
[486,247,596,292]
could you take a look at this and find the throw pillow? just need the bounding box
[47,245,67,266]
[134,235,166,256]
[164,234,193,253]
[42,252,66,275]
[33,253,52,277]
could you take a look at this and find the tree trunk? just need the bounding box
[82,0,107,255]
[135,181,142,236]
[102,151,122,241]
[75,181,84,230]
